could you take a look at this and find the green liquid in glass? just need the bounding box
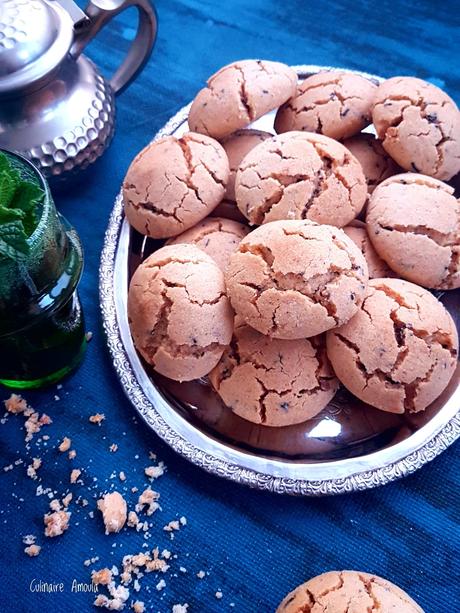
[0,152,86,389]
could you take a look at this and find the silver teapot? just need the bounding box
[0,0,157,180]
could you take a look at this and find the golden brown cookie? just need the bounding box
[221,128,273,201]
[225,220,369,339]
[343,220,396,279]
[123,133,229,238]
[342,133,401,193]
[277,571,424,613]
[166,217,249,271]
[209,317,338,427]
[275,70,378,140]
[366,174,460,289]
[326,278,458,414]
[188,60,297,139]
[128,244,233,381]
[372,76,460,180]
[235,132,367,227]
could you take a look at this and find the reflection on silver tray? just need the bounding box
[99,65,460,496]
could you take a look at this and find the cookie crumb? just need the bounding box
[215,590,223,599]
[119,471,126,482]
[97,492,127,534]
[132,602,145,613]
[172,605,188,613]
[135,488,160,516]
[44,510,70,537]
[85,331,93,342]
[27,458,41,480]
[144,462,165,480]
[68,449,77,459]
[4,393,29,414]
[70,468,81,484]
[197,570,205,579]
[89,413,105,425]
[58,437,71,452]
[92,568,113,586]
[24,544,41,557]
[156,578,166,591]
[110,444,118,453]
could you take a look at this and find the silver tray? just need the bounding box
[99,65,460,496]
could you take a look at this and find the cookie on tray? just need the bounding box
[342,133,401,193]
[235,132,367,227]
[366,173,460,289]
[221,128,273,201]
[123,132,229,238]
[225,220,369,339]
[372,76,460,180]
[128,244,233,381]
[209,317,338,427]
[277,571,424,613]
[275,70,378,140]
[166,217,249,271]
[326,278,458,414]
[343,220,396,279]
[188,60,297,139]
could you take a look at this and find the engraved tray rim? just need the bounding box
[99,64,460,496]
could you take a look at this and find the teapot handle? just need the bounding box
[70,0,157,95]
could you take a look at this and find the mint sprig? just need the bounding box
[0,152,44,260]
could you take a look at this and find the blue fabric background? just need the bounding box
[0,1,459,612]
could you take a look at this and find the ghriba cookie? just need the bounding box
[128,244,233,382]
[372,76,460,180]
[343,220,396,279]
[221,128,273,201]
[209,317,338,427]
[123,132,229,238]
[188,60,297,139]
[166,217,249,271]
[235,132,367,227]
[275,70,377,140]
[326,278,458,414]
[277,571,424,613]
[342,133,401,193]
[366,174,460,289]
[225,220,369,339]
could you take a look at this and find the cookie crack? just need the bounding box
[379,222,458,247]
[234,65,254,121]
[357,575,380,613]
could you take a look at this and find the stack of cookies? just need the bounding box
[124,60,459,428]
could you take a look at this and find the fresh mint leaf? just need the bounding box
[11,181,43,235]
[0,152,9,174]
[0,204,25,224]
[0,220,30,259]
[0,169,19,208]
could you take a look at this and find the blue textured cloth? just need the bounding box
[0,1,459,612]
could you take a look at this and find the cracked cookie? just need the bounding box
[221,128,273,201]
[274,70,378,140]
[342,133,401,193]
[343,220,396,279]
[128,244,233,381]
[188,60,297,139]
[123,132,229,239]
[326,278,458,413]
[225,220,369,339]
[372,76,460,180]
[234,131,367,227]
[166,217,249,271]
[209,317,338,426]
[366,174,460,289]
[277,570,424,613]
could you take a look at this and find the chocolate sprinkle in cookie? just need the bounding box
[343,220,396,279]
[128,244,233,381]
[342,133,401,193]
[225,220,369,339]
[274,70,378,140]
[123,132,229,238]
[277,570,424,613]
[209,317,338,427]
[235,131,367,227]
[372,76,460,180]
[327,278,458,414]
[366,173,460,289]
[188,59,297,140]
[221,128,273,201]
[166,217,249,271]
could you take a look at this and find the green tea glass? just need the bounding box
[0,151,86,389]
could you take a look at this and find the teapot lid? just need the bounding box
[0,0,75,94]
